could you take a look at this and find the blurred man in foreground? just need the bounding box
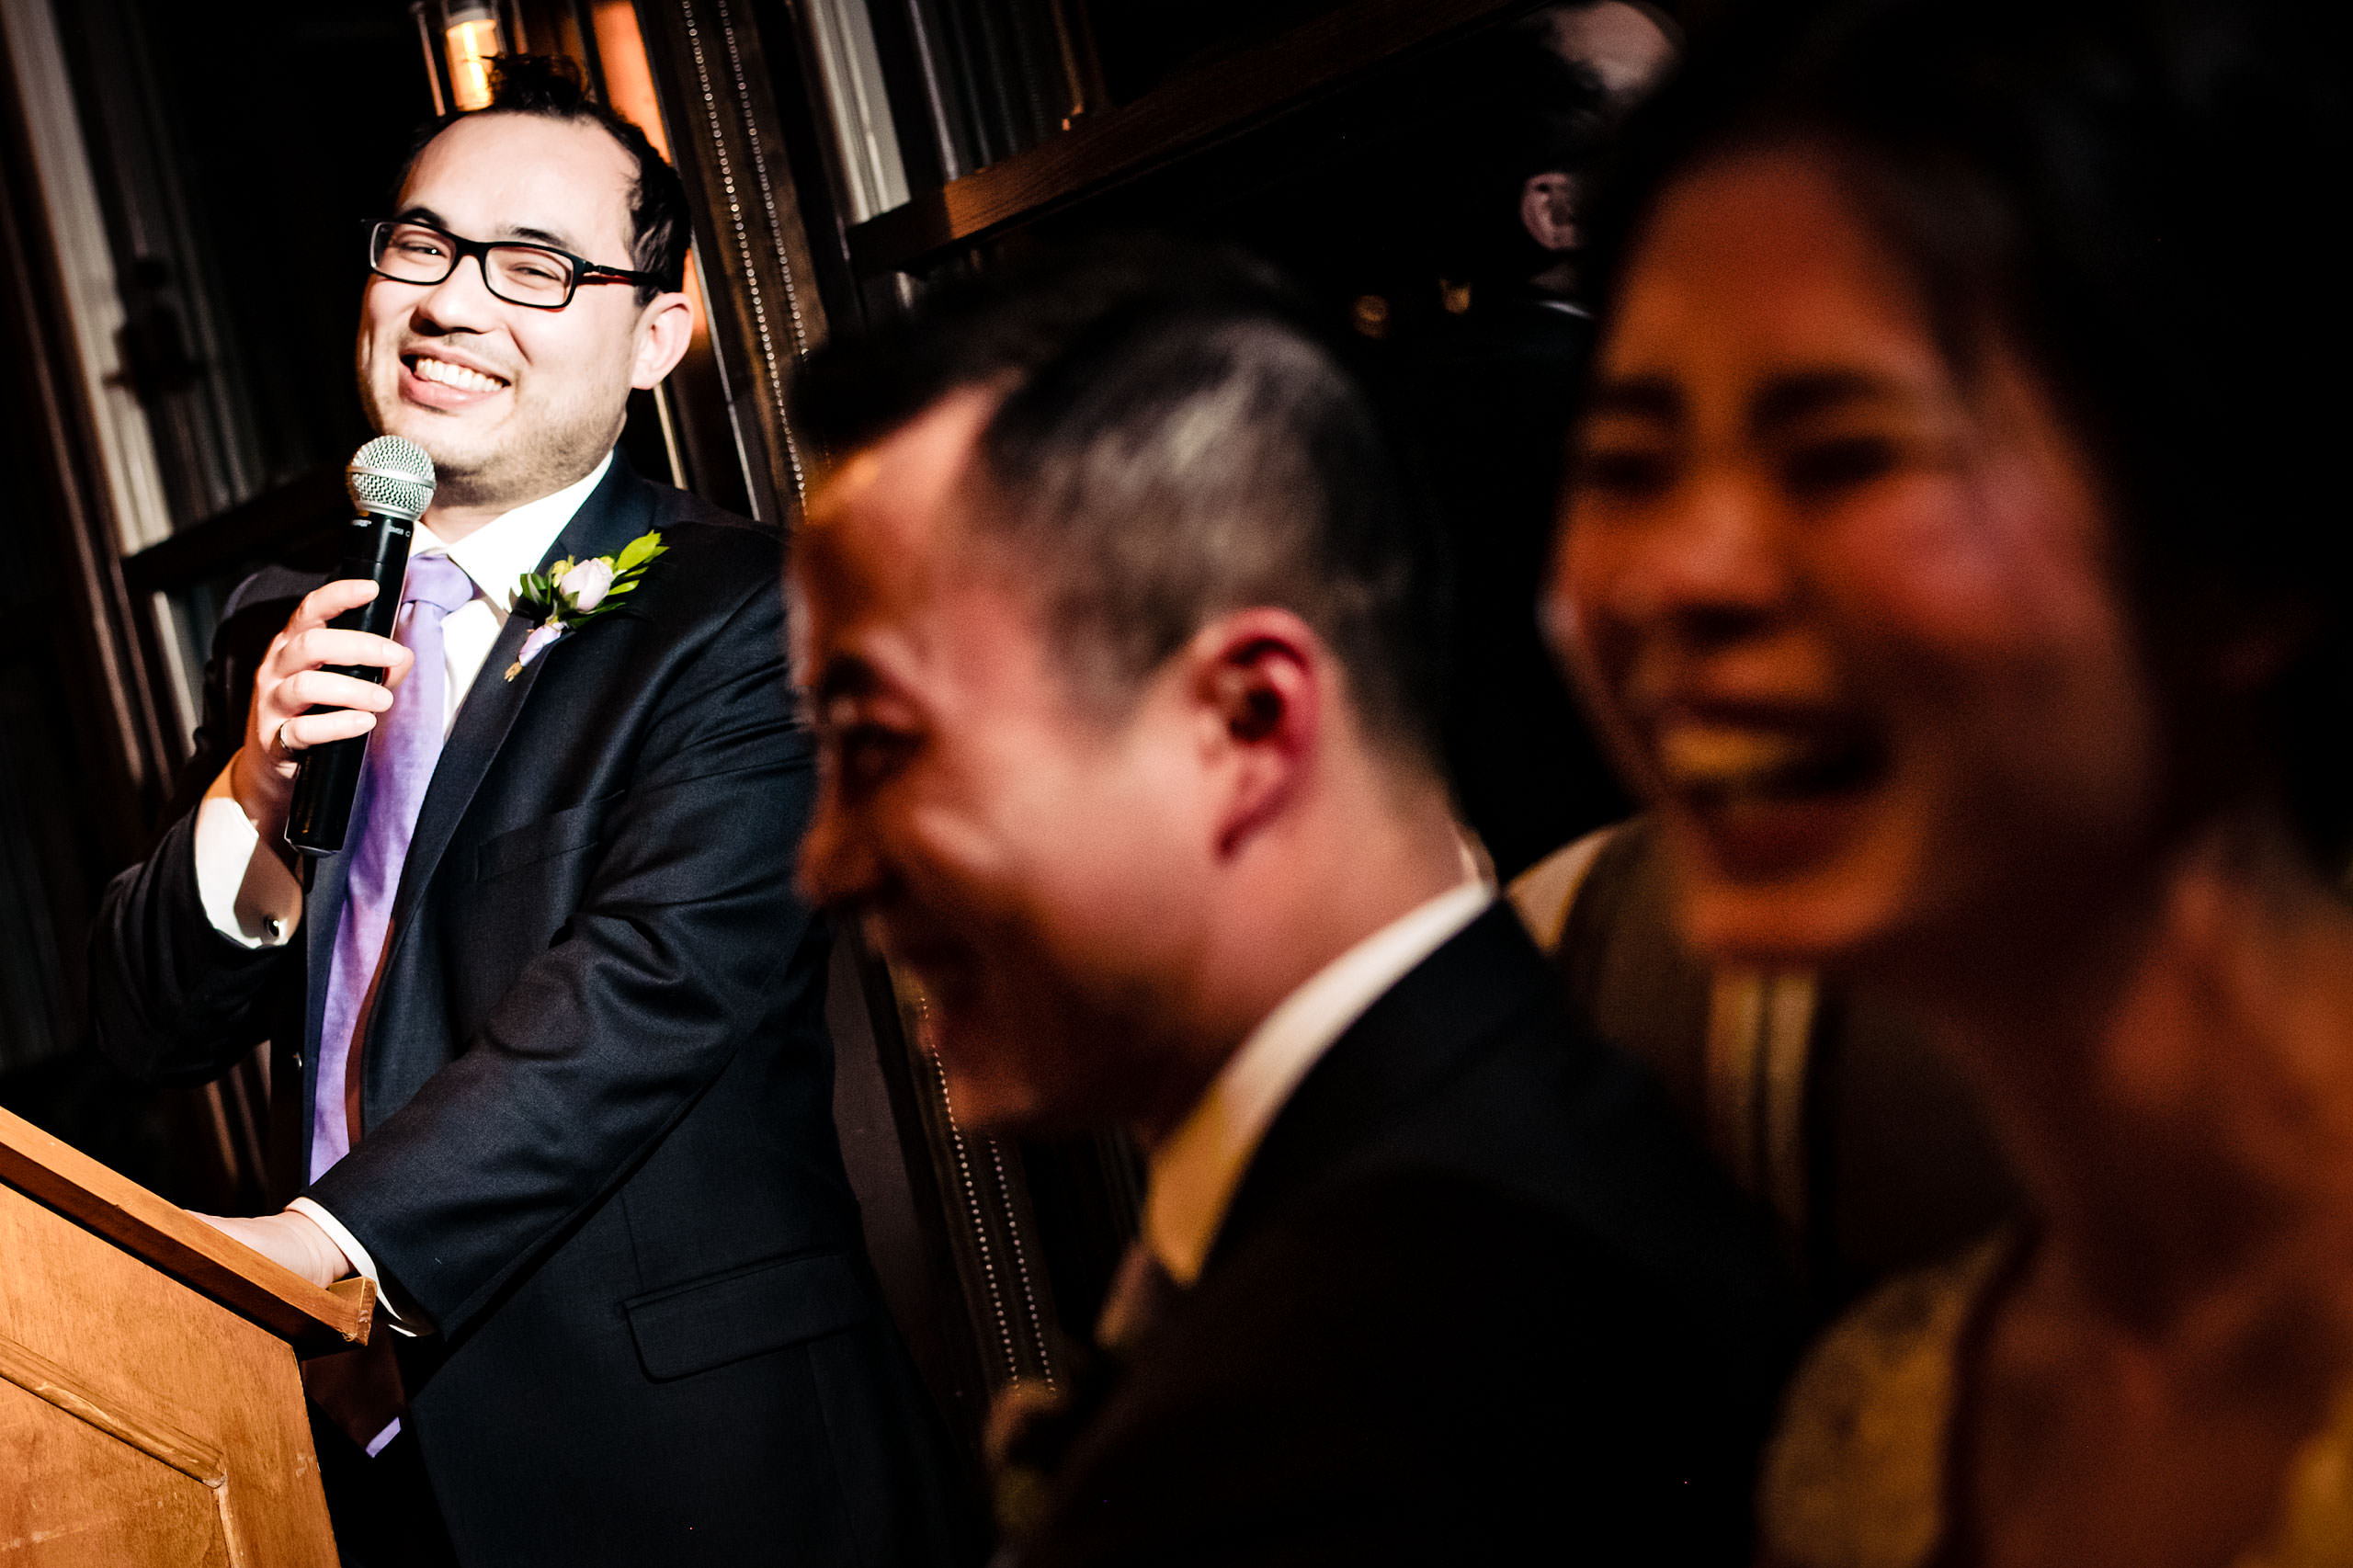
[789,245,1794,1564]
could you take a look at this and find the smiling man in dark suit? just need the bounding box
[788,245,1796,1565]
[90,58,967,1568]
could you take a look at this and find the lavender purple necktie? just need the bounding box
[311,552,476,1182]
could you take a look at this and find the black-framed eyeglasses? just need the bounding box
[367,219,658,310]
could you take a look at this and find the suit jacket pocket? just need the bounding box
[624,1251,873,1382]
[474,791,622,882]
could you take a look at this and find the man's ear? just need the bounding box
[631,290,696,390]
[1187,608,1324,860]
[1519,171,1580,252]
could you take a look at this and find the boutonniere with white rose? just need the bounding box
[504,528,669,680]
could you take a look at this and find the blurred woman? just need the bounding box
[1550,1,2353,1563]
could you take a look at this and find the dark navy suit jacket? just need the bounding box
[93,455,972,1566]
[1018,903,1800,1566]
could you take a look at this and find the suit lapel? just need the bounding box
[382,455,658,945]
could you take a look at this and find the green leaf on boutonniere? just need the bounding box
[506,528,670,679]
[615,532,665,573]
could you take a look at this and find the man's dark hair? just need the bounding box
[793,242,1446,773]
[1583,0,2353,859]
[395,55,690,300]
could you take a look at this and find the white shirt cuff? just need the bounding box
[194,759,303,948]
[287,1197,421,1337]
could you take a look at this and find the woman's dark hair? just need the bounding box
[395,55,689,299]
[1582,0,2353,858]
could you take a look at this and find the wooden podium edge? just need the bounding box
[0,1106,374,1357]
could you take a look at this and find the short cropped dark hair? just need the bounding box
[1586,0,2353,859]
[396,55,689,300]
[793,243,1445,772]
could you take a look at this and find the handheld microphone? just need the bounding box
[283,435,438,858]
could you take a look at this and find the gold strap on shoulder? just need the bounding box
[1506,823,1624,956]
[1706,969,1819,1236]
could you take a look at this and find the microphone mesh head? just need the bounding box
[347,435,436,520]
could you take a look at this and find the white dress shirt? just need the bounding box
[1142,877,1495,1288]
[188,452,611,1322]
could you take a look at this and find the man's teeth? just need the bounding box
[414,357,505,392]
[1656,724,1813,793]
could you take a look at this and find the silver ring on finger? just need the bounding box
[277,718,297,756]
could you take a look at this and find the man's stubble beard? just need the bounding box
[361,371,626,514]
[431,419,620,511]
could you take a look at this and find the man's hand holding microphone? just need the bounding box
[230,576,415,864]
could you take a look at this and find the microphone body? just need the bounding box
[283,435,438,858]
[283,511,416,856]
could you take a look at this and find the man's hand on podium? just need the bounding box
[197,1210,355,1290]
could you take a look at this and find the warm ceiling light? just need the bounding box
[444,3,502,112]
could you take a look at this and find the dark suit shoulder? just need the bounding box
[1243,1004,1800,1415]
[1039,905,1802,1564]
[1223,904,1790,1334]
[640,478,782,568]
[223,561,327,620]
[1185,1161,1761,1398]
[641,478,765,535]
[1039,1165,1777,1567]
[1393,993,1796,1339]
[612,483,786,631]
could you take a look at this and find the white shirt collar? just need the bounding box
[1142,878,1495,1286]
[414,450,613,608]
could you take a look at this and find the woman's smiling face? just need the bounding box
[1554,145,2162,979]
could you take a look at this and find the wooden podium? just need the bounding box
[0,1106,374,1565]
